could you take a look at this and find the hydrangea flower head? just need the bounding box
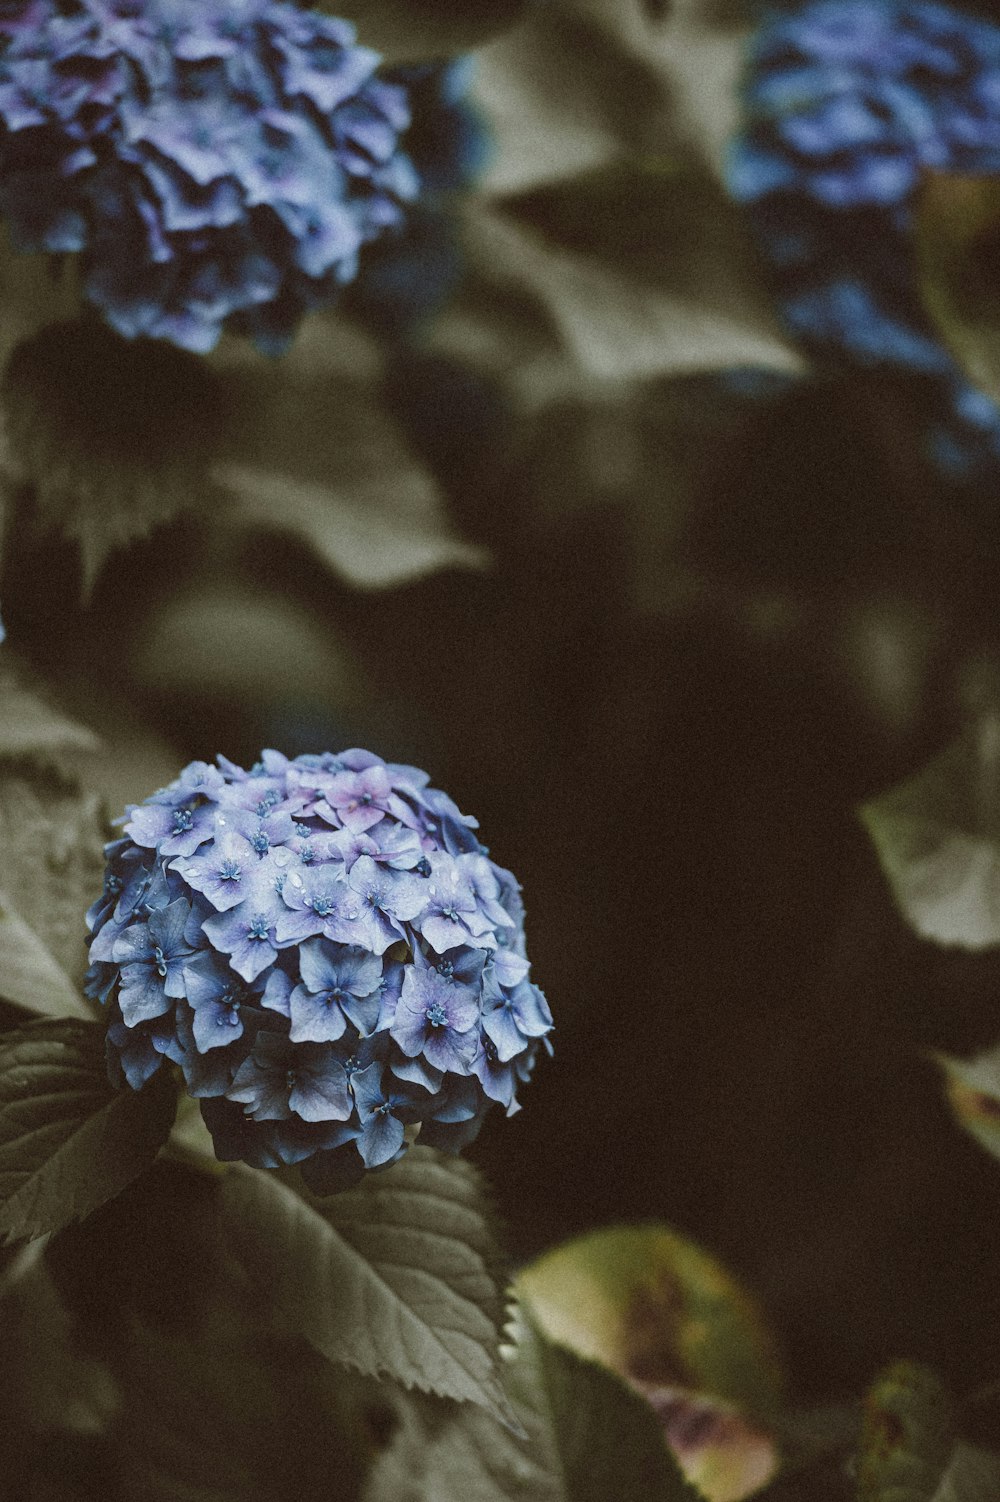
[87,749,552,1191]
[0,0,422,352]
[730,0,1000,477]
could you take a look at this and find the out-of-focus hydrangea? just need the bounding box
[86,749,552,1192]
[348,56,491,332]
[0,0,424,353]
[729,0,1000,478]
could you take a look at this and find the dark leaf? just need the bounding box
[210,314,487,590]
[0,1250,118,1445]
[44,1158,373,1502]
[0,1019,177,1243]
[364,1310,702,1501]
[495,165,801,382]
[434,182,800,402]
[317,0,530,61]
[3,319,221,598]
[221,1146,513,1423]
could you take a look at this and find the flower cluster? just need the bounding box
[729,0,1000,477]
[0,0,421,353]
[86,749,552,1192]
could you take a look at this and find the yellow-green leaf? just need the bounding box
[858,1361,954,1502]
[516,1224,783,1422]
[936,1045,1000,1163]
[916,172,1000,408]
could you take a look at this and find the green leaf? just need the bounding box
[365,1310,703,1502]
[0,1019,177,1243]
[857,1361,954,1502]
[0,887,92,1022]
[471,0,750,194]
[0,1249,119,1501]
[0,655,99,769]
[115,1319,377,1502]
[631,1388,779,1502]
[46,1159,372,1502]
[319,0,529,61]
[0,775,106,996]
[473,5,677,195]
[451,173,802,390]
[916,173,1000,409]
[0,1247,117,1439]
[210,314,487,591]
[931,1444,1000,1502]
[860,720,1000,948]
[935,1044,1000,1163]
[221,1147,513,1423]
[3,318,220,597]
[0,659,108,994]
[516,1223,784,1422]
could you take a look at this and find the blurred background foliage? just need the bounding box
[5,0,1000,1487]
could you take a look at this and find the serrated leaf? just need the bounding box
[517,1224,783,1422]
[0,1019,177,1242]
[221,1147,512,1423]
[858,1362,954,1502]
[860,720,1000,948]
[365,1310,703,1502]
[936,1045,1000,1163]
[0,777,106,989]
[0,658,109,992]
[3,318,221,598]
[0,887,92,1022]
[210,316,487,590]
[916,173,1000,409]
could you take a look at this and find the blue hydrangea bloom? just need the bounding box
[0,0,424,352]
[87,748,552,1191]
[730,0,1000,477]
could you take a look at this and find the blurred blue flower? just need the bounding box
[730,0,1000,475]
[0,0,424,352]
[88,748,552,1189]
